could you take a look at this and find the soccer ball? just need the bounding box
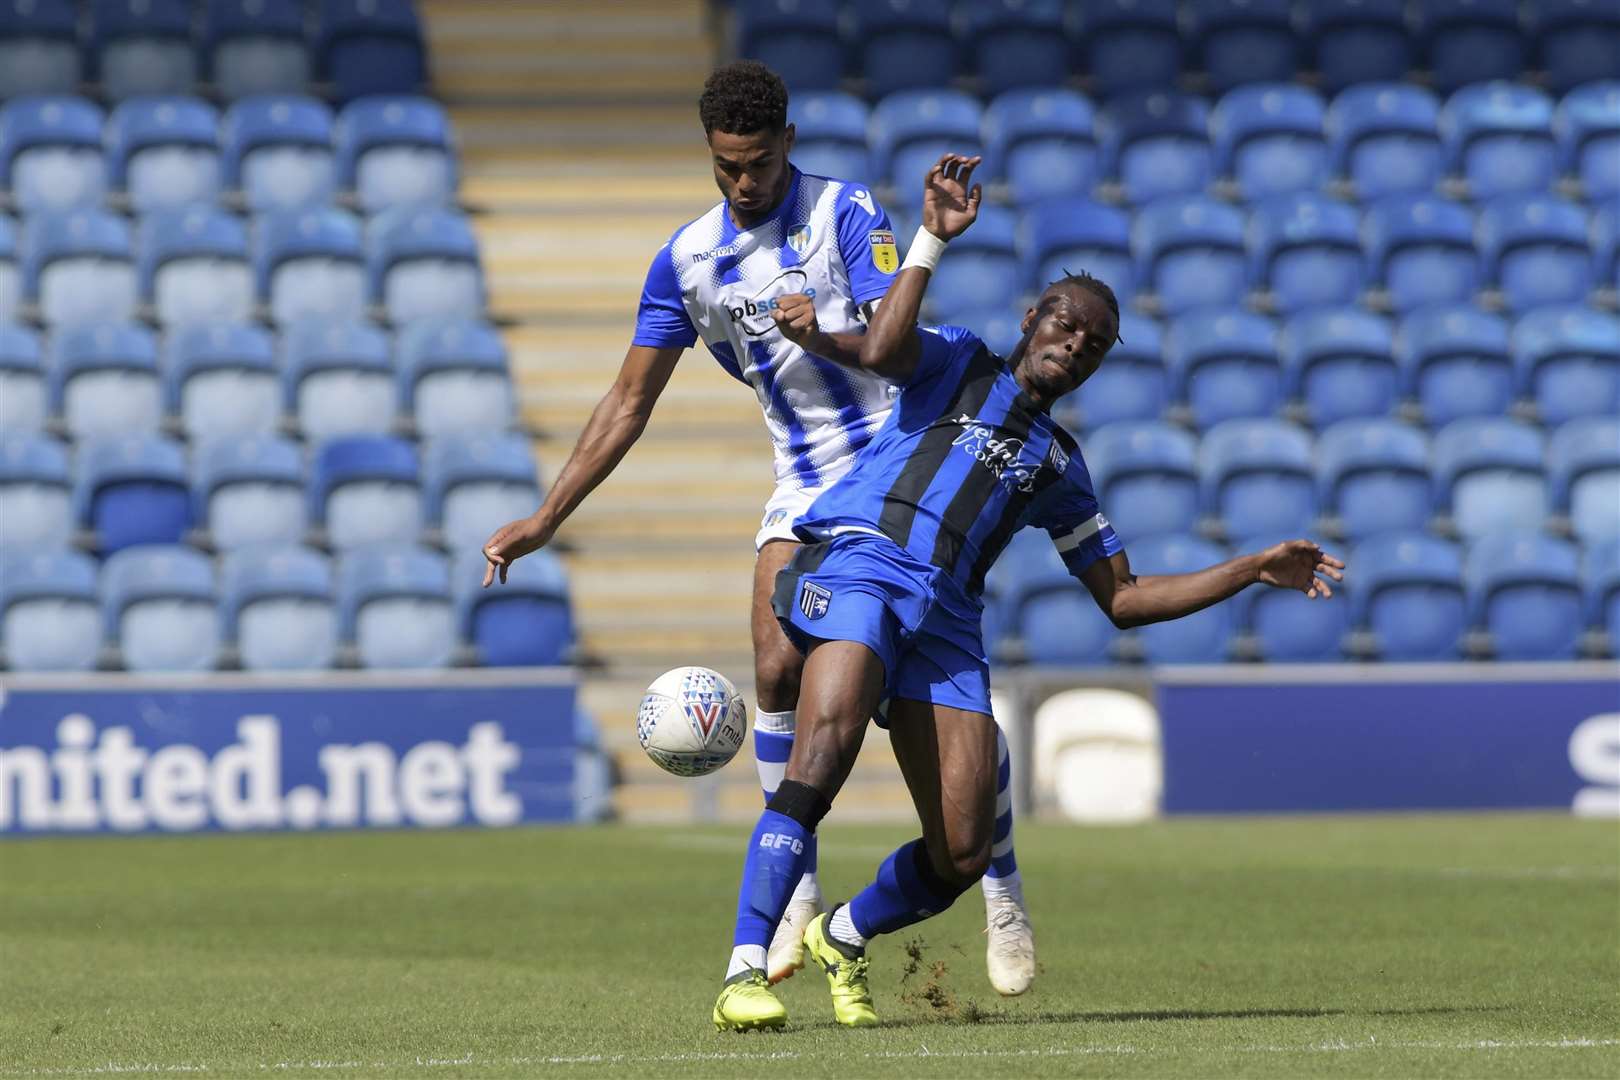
[636,666,748,777]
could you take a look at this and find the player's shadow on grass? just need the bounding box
[876,1004,1509,1029]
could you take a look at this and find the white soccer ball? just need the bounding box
[636,666,748,777]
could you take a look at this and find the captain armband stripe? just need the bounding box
[1053,514,1109,553]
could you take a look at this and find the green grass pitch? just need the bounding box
[3,814,1617,1078]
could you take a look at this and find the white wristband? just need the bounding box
[900,227,948,272]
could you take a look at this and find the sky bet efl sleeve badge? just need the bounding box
[868,229,898,274]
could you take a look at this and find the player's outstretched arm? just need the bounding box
[1079,539,1345,630]
[481,343,683,586]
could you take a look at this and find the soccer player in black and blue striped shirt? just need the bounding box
[712,154,1346,1031]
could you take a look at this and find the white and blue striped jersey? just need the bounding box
[632,168,901,491]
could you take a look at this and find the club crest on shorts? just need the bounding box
[787,224,811,255]
[800,581,832,620]
[868,229,898,274]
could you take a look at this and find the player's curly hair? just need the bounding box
[1048,269,1123,343]
[699,60,789,135]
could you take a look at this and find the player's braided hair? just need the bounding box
[1048,268,1123,343]
[699,60,789,135]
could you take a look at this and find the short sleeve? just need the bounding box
[1027,448,1122,578]
[834,183,898,307]
[630,242,697,349]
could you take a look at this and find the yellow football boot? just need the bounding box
[712,968,787,1033]
[802,911,878,1028]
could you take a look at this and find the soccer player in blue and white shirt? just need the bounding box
[710,154,1346,1031]
[479,63,1038,992]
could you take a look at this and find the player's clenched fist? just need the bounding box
[769,292,821,350]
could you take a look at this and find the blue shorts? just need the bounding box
[771,534,993,716]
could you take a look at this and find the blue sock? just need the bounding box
[755,728,817,883]
[847,838,972,940]
[732,809,813,951]
[986,729,1017,880]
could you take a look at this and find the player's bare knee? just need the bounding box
[752,641,803,713]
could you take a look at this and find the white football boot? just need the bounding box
[984,886,1036,996]
[767,887,823,984]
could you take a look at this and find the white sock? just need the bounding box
[726,944,767,979]
[828,906,867,951]
[982,868,1024,904]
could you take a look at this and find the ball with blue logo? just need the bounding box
[636,666,748,777]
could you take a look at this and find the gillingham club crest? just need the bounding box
[800,581,832,620]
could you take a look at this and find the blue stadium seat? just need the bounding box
[316,0,426,103]
[1233,578,1348,662]
[284,320,395,441]
[107,97,223,213]
[0,96,108,213]
[1280,308,1398,425]
[335,96,456,214]
[734,0,844,93]
[1211,84,1328,200]
[1187,0,1298,95]
[1396,304,1514,424]
[789,91,873,185]
[964,0,1068,97]
[1467,534,1583,660]
[1126,534,1232,662]
[223,95,337,213]
[1085,420,1199,540]
[1550,416,1620,545]
[0,434,70,554]
[195,435,306,552]
[398,318,515,438]
[1351,533,1467,660]
[1248,192,1364,314]
[368,207,485,326]
[0,215,17,322]
[870,90,985,203]
[1200,418,1317,540]
[75,435,191,554]
[982,88,1098,206]
[90,0,196,101]
[1325,83,1443,199]
[254,207,366,328]
[49,322,161,441]
[1586,540,1620,645]
[338,546,454,669]
[166,323,279,444]
[1303,0,1413,94]
[1164,310,1281,430]
[1020,198,1135,309]
[1059,312,1164,429]
[1512,304,1620,425]
[453,548,574,667]
[311,436,423,552]
[221,545,338,671]
[1597,199,1620,293]
[1364,194,1480,313]
[0,0,81,99]
[930,205,1022,318]
[101,544,220,672]
[23,210,137,329]
[958,306,1024,360]
[138,207,254,329]
[1433,417,1548,541]
[1440,82,1558,200]
[1480,194,1593,311]
[1418,0,1527,93]
[1317,418,1433,543]
[0,549,101,671]
[1555,82,1620,201]
[996,528,1116,664]
[1098,92,1213,206]
[204,0,312,100]
[426,434,541,553]
[1073,0,1182,98]
[0,323,44,435]
[850,0,958,100]
[1132,195,1247,317]
[1531,1,1620,93]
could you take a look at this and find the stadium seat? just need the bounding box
[1132,196,1247,317]
[1555,82,1620,201]
[788,91,873,185]
[101,544,220,672]
[1073,0,1182,98]
[1325,83,1443,200]
[1200,418,1317,539]
[1098,92,1213,206]
[195,435,307,552]
[0,0,81,99]
[368,207,485,326]
[1512,304,1620,425]
[870,90,985,202]
[1418,0,1527,93]
[1351,533,1467,660]
[1440,83,1558,200]
[734,0,844,93]
[1248,192,1365,315]
[958,306,1024,360]
[1549,416,1620,544]
[338,546,454,669]
[23,209,138,329]
[1280,308,1398,426]
[0,215,17,322]
[397,318,515,438]
[982,88,1098,206]
[1467,534,1583,660]
[1084,420,1199,540]
[1531,1,1620,93]
[48,322,162,441]
[1585,540,1620,646]
[1058,312,1165,429]
[204,0,312,101]
[75,436,192,554]
[221,545,338,672]
[995,529,1116,664]
[1303,0,1413,94]
[315,0,427,103]
[0,550,101,672]
[1234,577,1349,662]
[930,206,1022,317]
[254,207,366,328]
[137,207,255,329]
[311,436,423,552]
[1364,194,1480,313]
[1596,199,1620,293]
[0,323,45,436]
[0,96,108,213]
[284,320,395,441]
[1396,304,1514,425]
[426,433,540,552]
[223,95,337,213]
[849,0,958,100]
[107,97,224,214]
[166,323,280,445]
[1433,417,1549,541]
[1479,194,1593,311]
[335,96,457,214]
[964,0,1068,97]
[1317,418,1433,543]
[90,0,197,101]
[1210,84,1328,200]
[1186,0,1298,95]
[1164,310,1281,430]
[1019,198,1135,310]
[0,435,71,554]
[453,548,574,667]
[1125,534,1232,663]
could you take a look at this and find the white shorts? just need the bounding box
[754,483,828,551]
